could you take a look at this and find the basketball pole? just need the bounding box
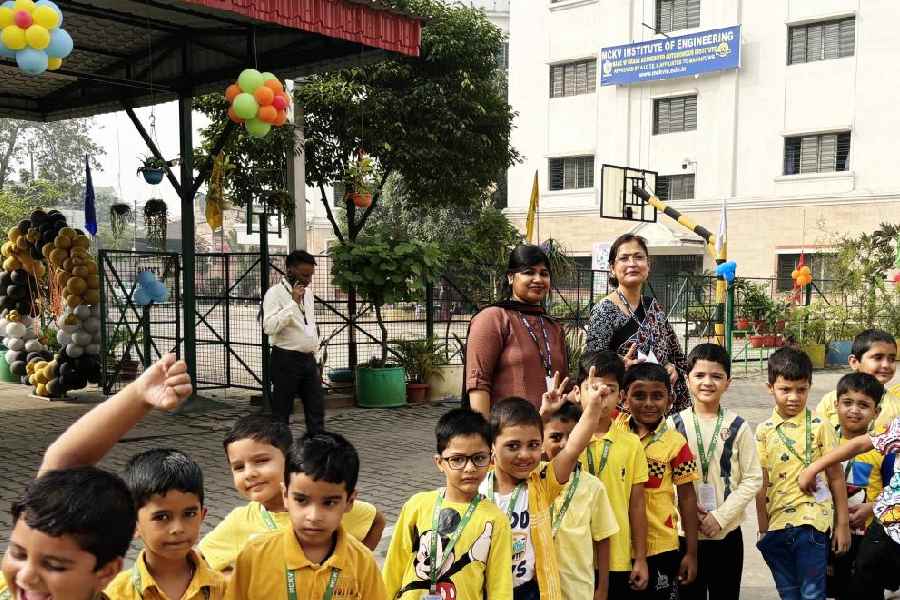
[632,188,730,350]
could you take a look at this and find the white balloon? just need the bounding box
[0,319,8,332]
[4,350,15,364]
[65,344,84,358]
[21,329,36,341]
[56,331,72,346]
[8,337,23,351]
[82,316,100,333]
[92,332,101,344]
[85,343,100,355]
[60,321,79,334]
[71,332,92,346]
[24,340,42,353]
[6,322,26,338]
[73,305,91,320]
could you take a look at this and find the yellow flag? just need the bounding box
[206,152,226,231]
[525,170,539,243]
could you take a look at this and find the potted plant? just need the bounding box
[786,302,829,368]
[742,281,773,334]
[330,235,444,408]
[427,333,465,402]
[826,304,862,366]
[765,300,790,347]
[136,154,173,185]
[345,153,376,209]
[391,338,446,403]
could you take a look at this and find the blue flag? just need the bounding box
[84,156,97,236]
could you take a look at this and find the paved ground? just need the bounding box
[0,367,865,598]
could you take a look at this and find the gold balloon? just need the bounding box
[66,277,87,295]
[86,274,100,289]
[66,294,82,308]
[33,262,45,278]
[59,227,75,238]
[55,271,69,289]
[7,310,19,322]
[49,248,67,266]
[7,227,19,241]
[83,289,100,305]
[72,266,89,278]
[15,237,28,250]
[36,383,47,397]
[86,262,98,275]
[26,362,35,375]
[41,243,52,257]
[73,235,90,249]
[3,256,20,272]
[55,235,72,250]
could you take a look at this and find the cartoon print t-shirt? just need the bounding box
[480,479,535,588]
[382,490,514,600]
[872,417,900,544]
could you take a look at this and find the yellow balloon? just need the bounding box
[33,262,45,278]
[66,276,87,295]
[86,274,100,289]
[36,383,47,397]
[0,7,13,29]
[55,235,72,249]
[47,56,61,70]
[73,235,90,249]
[1,242,11,258]
[1,25,25,50]
[59,227,75,238]
[83,289,100,305]
[2,256,20,272]
[32,5,59,29]
[14,0,36,12]
[48,247,67,266]
[66,294,82,308]
[7,226,19,241]
[25,24,49,50]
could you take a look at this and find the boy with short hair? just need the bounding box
[755,346,850,600]
[542,401,619,600]
[479,369,610,600]
[225,432,387,599]
[576,351,650,597]
[198,415,384,572]
[815,329,900,431]
[383,408,514,599]
[617,362,700,599]
[800,372,891,600]
[106,449,226,600]
[1,467,137,600]
[669,343,762,600]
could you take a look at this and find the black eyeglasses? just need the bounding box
[440,452,491,470]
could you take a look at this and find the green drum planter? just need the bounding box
[0,346,15,383]
[356,366,407,408]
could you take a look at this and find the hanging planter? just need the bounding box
[143,199,168,253]
[344,152,376,210]
[109,204,133,239]
[136,155,173,185]
[350,192,372,208]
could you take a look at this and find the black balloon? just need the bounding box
[59,362,73,377]
[8,285,24,299]
[9,360,25,376]
[46,378,60,396]
[30,246,41,260]
[15,301,29,314]
[11,269,27,283]
[30,210,46,223]
[17,220,30,235]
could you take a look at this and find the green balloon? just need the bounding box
[245,118,271,138]
[233,93,259,120]
[261,71,276,81]
[237,68,264,93]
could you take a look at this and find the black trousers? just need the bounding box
[827,532,865,600]
[679,527,744,600]
[851,520,900,598]
[270,346,325,434]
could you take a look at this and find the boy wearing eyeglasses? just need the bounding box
[382,408,514,599]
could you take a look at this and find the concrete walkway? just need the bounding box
[0,368,865,598]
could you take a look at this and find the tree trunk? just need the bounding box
[374,303,388,365]
[0,124,21,190]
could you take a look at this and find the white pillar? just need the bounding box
[286,86,306,252]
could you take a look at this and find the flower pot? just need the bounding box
[351,192,372,208]
[827,340,853,366]
[801,343,827,369]
[754,320,768,334]
[749,335,765,348]
[356,366,406,408]
[764,335,778,347]
[736,318,750,331]
[140,168,164,185]
[406,382,430,404]
[775,336,786,347]
[427,364,463,401]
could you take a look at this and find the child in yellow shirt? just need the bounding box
[542,401,619,600]
[383,408,513,599]
[225,432,386,600]
[478,369,612,600]
[815,329,900,431]
[577,351,650,596]
[198,415,384,571]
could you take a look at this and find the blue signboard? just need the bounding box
[600,25,741,86]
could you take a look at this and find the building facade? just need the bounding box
[506,0,900,286]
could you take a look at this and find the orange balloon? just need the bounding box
[257,105,277,124]
[263,78,284,94]
[225,83,241,102]
[254,86,274,106]
[227,106,244,124]
[273,110,287,126]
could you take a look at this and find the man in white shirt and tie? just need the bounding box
[262,250,324,432]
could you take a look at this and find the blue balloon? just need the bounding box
[46,28,73,59]
[16,49,48,76]
[137,270,156,287]
[715,260,737,284]
[1,1,14,9]
[35,0,63,26]
[133,288,152,306]
[0,38,15,60]
[148,280,168,301]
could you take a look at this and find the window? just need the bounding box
[653,95,697,134]
[549,156,594,190]
[656,174,695,201]
[776,253,836,291]
[788,18,855,65]
[550,59,597,98]
[496,41,509,70]
[783,132,850,175]
[656,0,700,33]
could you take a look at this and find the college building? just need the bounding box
[505,0,900,289]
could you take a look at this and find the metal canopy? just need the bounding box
[0,0,422,122]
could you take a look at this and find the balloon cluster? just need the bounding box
[0,0,73,76]
[133,270,169,306]
[225,69,291,138]
[792,265,813,287]
[2,310,51,386]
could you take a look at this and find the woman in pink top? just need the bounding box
[465,245,568,417]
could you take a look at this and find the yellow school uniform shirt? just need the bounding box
[106,549,225,600]
[382,489,513,600]
[616,415,699,556]
[816,384,900,432]
[198,500,376,571]
[224,525,385,600]
[755,408,838,533]
[579,427,649,572]
[549,465,619,600]
[839,435,886,532]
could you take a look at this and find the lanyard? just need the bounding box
[263,506,340,600]
[692,408,724,483]
[616,290,656,348]
[519,313,553,376]
[131,564,209,600]
[429,490,481,592]
[488,472,526,522]
[775,409,813,466]
[260,505,280,531]
[586,439,612,476]
[551,466,580,537]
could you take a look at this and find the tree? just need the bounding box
[0,179,67,234]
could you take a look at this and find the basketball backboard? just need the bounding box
[600,164,658,222]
